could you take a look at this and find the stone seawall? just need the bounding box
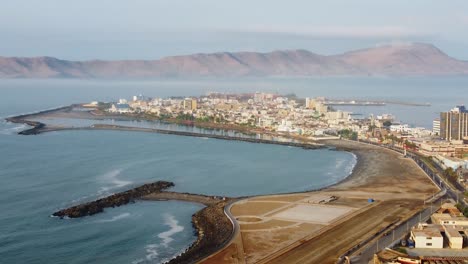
[53,181,237,264]
[5,105,72,135]
[90,124,323,150]
[52,181,174,218]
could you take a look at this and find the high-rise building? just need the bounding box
[440,106,468,141]
[433,119,440,136]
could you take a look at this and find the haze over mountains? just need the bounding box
[1,43,468,78]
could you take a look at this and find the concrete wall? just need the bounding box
[413,234,443,249]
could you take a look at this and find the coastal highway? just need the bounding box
[349,204,439,263]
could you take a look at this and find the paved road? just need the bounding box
[350,205,437,264]
[344,140,462,264]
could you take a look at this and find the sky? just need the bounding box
[1,0,468,60]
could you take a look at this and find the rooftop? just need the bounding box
[412,225,443,238]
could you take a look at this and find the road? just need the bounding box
[350,205,438,263]
[345,140,464,264]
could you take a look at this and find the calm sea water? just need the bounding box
[1,77,467,264]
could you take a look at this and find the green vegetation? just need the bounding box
[97,102,112,111]
[158,113,172,120]
[456,203,468,217]
[385,134,403,144]
[195,116,213,123]
[404,140,417,149]
[383,120,392,127]
[445,167,458,180]
[394,247,407,254]
[176,113,195,121]
[338,129,358,140]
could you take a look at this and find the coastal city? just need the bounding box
[86,92,468,264]
[103,92,468,174]
[4,2,468,264]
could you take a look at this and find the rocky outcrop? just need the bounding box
[53,181,174,218]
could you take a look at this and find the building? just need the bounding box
[433,119,441,136]
[109,103,131,113]
[183,98,198,110]
[305,98,317,109]
[443,225,465,249]
[315,103,328,114]
[411,224,444,249]
[431,204,468,226]
[440,106,468,141]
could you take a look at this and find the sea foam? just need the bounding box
[96,212,131,223]
[157,213,185,247]
[97,169,133,195]
[132,213,185,264]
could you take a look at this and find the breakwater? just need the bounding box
[5,105,72,135]
[166,200,234,264]
[53,181,174,218]
[6,105,323,150]
[90,124,323,149]
[54,181,237,264]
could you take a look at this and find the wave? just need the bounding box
[96,212,131,223]
[0,124,29,135]
[158,213,185,247]
[132,213,185,264]
[97,169,133,195]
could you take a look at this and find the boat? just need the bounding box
[397,257,421,264]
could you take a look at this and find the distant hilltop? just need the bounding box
[1,43,468,78]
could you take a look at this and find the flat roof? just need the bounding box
[412,226,443,238]
[443,226,464,238]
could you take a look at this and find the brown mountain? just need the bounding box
[1,43,468,78]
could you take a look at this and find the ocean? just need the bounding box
[1,77,467,263]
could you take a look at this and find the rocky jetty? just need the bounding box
[5,106,72,135]
[166,200,234,264]
[53,181,174,218]
[91,124,323,150]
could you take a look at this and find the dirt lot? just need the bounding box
[201,140,439,264]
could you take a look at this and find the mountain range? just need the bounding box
[1,43,468,78]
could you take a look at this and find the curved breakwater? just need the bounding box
[54,181,237,264]
[5,105,324,149]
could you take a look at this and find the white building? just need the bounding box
[433,119,441,136]
[109,103,131,114]
[411,224,444,249]
[443,225,464,249]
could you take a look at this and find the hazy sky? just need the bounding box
[1,0,468,60]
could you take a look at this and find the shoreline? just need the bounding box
[4,105,433,264]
